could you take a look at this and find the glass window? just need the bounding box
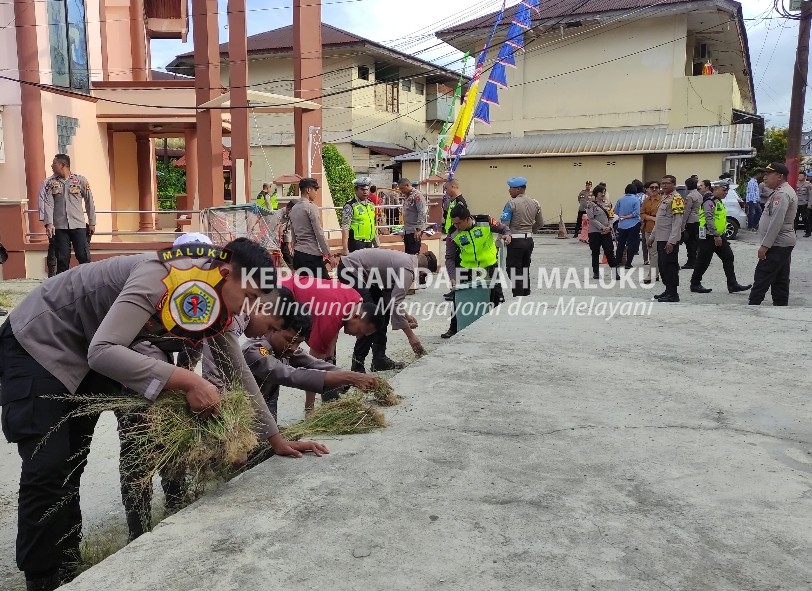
[48,0,90,91]
[401,79,411,92]
[414,82,424,95]
[358,65,370,81]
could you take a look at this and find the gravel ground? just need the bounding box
[0,231,810,589]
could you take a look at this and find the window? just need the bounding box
[401,79,411,92]
[375,82,399,113]
[358,65,370,81]
[47,0,90,91]
[414,82,425,95]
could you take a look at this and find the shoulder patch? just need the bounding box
[671,195,685,215]
[258,346,270,357]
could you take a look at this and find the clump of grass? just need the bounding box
[76,526,129,573]
[0,290,13,308]
[46,388,258,495]
[412,344,427,358]
[367,376,399,407]
[281,395,386,439]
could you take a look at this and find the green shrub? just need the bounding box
[322,144,355,222]
[157,160,186,210]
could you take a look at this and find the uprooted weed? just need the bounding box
[281,394,386,440]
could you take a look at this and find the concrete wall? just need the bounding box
[105,0,137,81]
[669,74,737,128]
[112,132,140,233]
[666,153,730,185]
[39,93,114,233]
[0,3,25,199]
[480,15,687,137]
[408,151,738,222]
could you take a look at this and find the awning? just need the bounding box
[352,140,413,157]
[199,90,321,112]
[396,124,755,160]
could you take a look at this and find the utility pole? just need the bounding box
[786,0,812,187]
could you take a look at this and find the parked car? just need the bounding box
[675,184,746,240]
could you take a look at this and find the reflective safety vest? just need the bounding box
[444,198,460,233]
[452,218,498,269]
[257,192,278,211]
[698,198,727,235]
[349,199,376,241]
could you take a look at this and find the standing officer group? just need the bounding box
[38,154,96,275]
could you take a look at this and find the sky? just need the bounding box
[150,0,805,128]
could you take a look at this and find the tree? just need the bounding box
[751,127,788,171]
[156,160,186,210]
[322,144,355,221]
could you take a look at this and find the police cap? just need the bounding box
[507,177,527,188]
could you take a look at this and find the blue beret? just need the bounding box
[507,177,527,188]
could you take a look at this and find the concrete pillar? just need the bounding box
[136,132,154,230]
[193,0,224,209]
[293,0,323,205]
[228,0,250,203]
[14,0,46,242]
[184,128,199,210]
[129,0,147,81]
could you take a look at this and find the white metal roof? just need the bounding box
[396,124,754,161]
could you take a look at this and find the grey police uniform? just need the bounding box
[750,182,798,306]
[39,172,96,274]
[653,192,685,298]
[242,337,338,419]
[402,188,427,255]
[0,253,280,581]
[503,195,544,297]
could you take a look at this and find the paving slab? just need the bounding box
[58,234,812,590]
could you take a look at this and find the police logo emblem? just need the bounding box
[159,252,231,343]
[473,229,483,238]
[459,235,470,245]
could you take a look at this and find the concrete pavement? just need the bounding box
[55,234,812,591]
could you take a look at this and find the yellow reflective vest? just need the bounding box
[349,199,376,241]
[698,197,727,235]
[452,220,498,269]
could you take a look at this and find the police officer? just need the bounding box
[689,180,751,295]
[443,179,467,235]
[442,179,467,300]
[40,154,96,274]
[256,183,278,211]
[399,177,427,254]
[341,177,379,254]
[442,205,511,338]
[335,248,438,370]
[749,162,798,306]
[795,171,811,237]
[0,239,327,591]
[680,177,703,269]
[500,176,544,297]
[649,174,684,302]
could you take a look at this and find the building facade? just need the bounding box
[167,23,463,194]
[398,0,760,222]
[0,0,238,279]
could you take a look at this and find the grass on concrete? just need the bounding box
[0,291,13,308]
[281,394,386,439]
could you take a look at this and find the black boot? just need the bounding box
[728,283,752,293]
[690,284,712,293]
[370,356,405,371]
[350,358,366,373]
[26,573,61,591]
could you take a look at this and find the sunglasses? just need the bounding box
[648,186,660,190]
